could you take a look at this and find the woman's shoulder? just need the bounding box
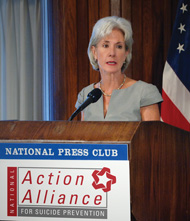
[123,77,137,89]
[137,80,159,91]
[136,80,163,105]
[77,83,96,101]
[123,78,152,91]
[123,78,162,100]
[126,78,158,90]
[76,83,95,108]
[79,83,95,93]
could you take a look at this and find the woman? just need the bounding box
[75,16,163,121]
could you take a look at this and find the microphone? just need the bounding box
[68,88,102,121]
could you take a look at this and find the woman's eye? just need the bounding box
[117,45,123,49]
[103,44,109,48]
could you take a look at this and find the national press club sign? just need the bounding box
[0,143,130,221]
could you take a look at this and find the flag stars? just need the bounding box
[180,3,188,13]
[178,23,186,33]
[177,43,185,53]
[177,3,188,53]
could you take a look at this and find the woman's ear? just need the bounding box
[91,46,97,60]
[125,50,129,60]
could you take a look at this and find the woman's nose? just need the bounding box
[109,46,116,57]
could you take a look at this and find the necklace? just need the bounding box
[99,74,127,97]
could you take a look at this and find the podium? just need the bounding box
[0,120,189,220]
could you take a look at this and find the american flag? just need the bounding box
[161,0,190,131]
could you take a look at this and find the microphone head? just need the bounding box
[87,88,102,103]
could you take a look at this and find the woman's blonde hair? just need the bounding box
[88,16,133,72]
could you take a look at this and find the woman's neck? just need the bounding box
[99,72,126,95]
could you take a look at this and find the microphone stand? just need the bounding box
[68,88,102,121]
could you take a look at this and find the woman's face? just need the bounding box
[92,29,129,75]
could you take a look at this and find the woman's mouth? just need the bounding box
[106,61,117,65]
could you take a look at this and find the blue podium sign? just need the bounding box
[0,143,128,160]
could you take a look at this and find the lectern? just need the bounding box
[0,121,189,220]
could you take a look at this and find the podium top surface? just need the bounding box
[0,120,188,144]
[0,121,141,143]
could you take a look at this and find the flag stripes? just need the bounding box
[161,0,190,131]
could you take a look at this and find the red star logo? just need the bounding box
[92,167,116,192]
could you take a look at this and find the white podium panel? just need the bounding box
[0,143,130,221]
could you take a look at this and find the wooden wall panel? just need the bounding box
[131,0,143,81]
[51,0,179,120]
[99,0,110,18]
[142,0,153,82]
[121,0,132,78]
[76,0,89,92]
[111,0,121,16]
[122,0,131,20]
[52,0,78,120]
[65,0,78,118]
[152,0,168,89]
[51,0,63,120]
[88,0,100,85]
